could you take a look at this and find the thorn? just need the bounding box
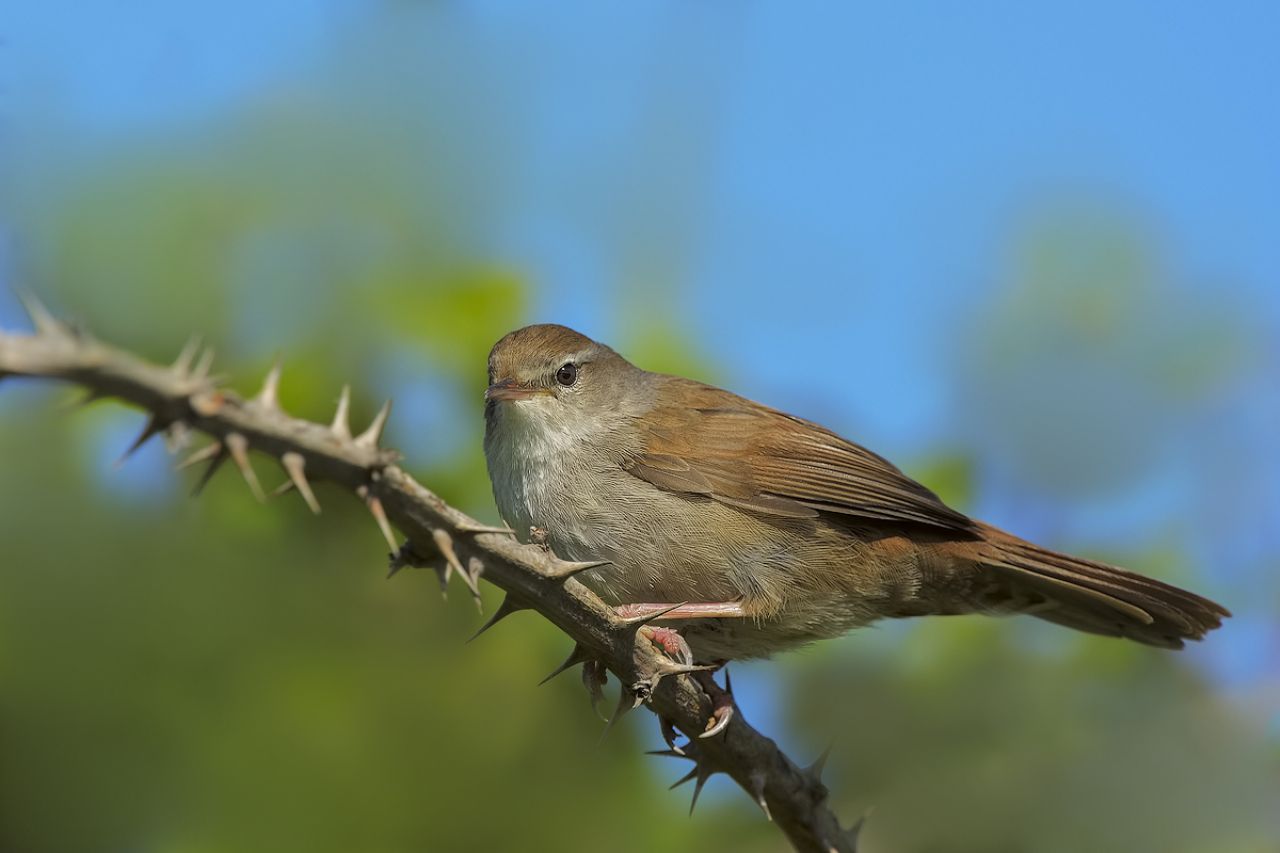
[17,289,65,335]
[660,716,686,756]
[431,528,469,593]
[646,748,693,761]
[254,359,283,410]
[65,318,91,340]
[805,742,833,784]
[171,336,201,376]
[749,771,772,821]
[386,541,426,580]
[454,521,516,535]
[467,593,526,642]
[583,660,609,721]
[358,486,398,552]
[271,478,295,497]
[688,764,715,815]
[192,347,215,382]
[539,643,591,686]
[281,452,320,514]
[598,685,634,745]
[190,447,229,496]
[331,385,352,441]
[545,559,612,580]
[836,810,872,851]
[223,432,264,502]
[114,414,167,467]
[669,767,699,790]
[61,388,106,411]
[430,565,450,599]
[355,399,392,449]
[466,557,485,612]
[618,601,690,627]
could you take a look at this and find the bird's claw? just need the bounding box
[696,667,735,739]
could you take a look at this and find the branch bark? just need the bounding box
[0,304,864,853]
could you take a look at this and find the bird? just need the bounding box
[482,323,1229,663]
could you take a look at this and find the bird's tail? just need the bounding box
[968,524,1230,649]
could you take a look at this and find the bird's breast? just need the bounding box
[484,406,613,551]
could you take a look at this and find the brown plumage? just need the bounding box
[483,323,1229,660]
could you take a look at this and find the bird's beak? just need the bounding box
[485,379,544,402]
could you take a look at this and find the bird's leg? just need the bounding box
[617,602,744,675]
[614,601,748,621]
[615,602,747,663]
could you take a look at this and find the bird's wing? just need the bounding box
[625,378,975,531]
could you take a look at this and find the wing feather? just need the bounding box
[624,378,974,532]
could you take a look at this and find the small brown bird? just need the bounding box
[483,324,1229,662]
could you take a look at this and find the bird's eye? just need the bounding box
[555,363,578,387]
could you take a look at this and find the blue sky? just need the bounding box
[3,2,1277,701]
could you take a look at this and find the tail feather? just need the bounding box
[972,526,1230,650]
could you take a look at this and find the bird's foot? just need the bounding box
[633,621,733,739]
[640,625,694,666]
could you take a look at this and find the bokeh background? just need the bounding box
[2,3,1278,852]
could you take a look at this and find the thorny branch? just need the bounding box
[0,297,865,853]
